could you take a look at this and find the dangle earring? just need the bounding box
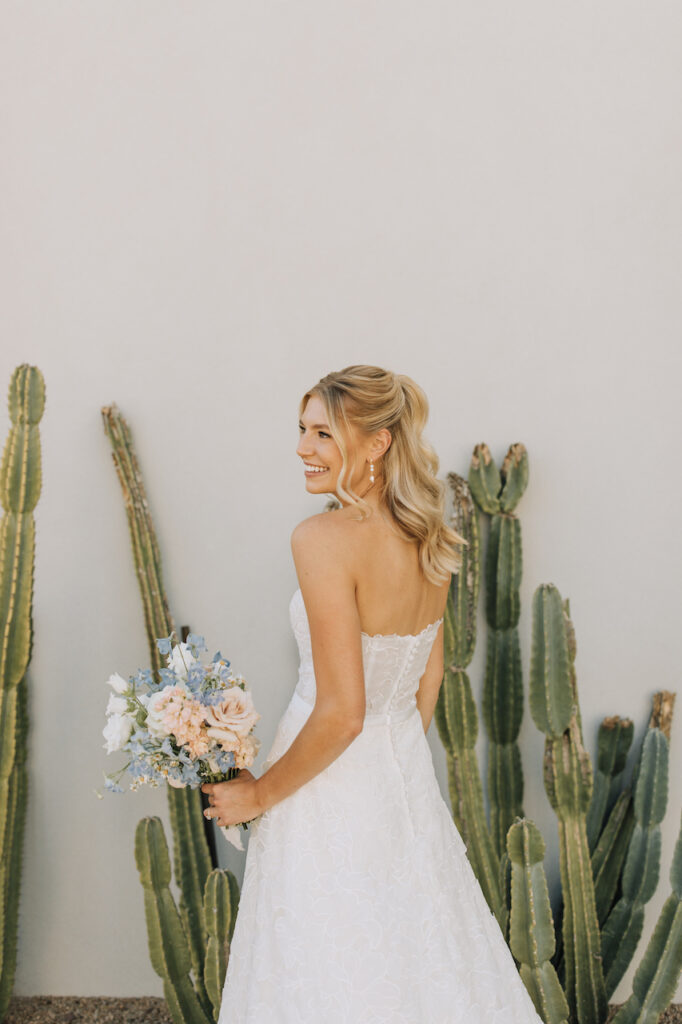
[369,461,375,484]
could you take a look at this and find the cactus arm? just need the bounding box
[503,815,569,1024]
[168,787,212,1011]
[591,786,635,927]
[435,667,502,918]
[484,625,524,853]
[468,443,502,515]
[601,725,671,998]
[102,404,229,1008]
[0,680,28,1014]
[0,365,43,1018]
[531,585,607,1024]
[434,475,503,919]
[203,869,240,1018]
[507,819,569,1024]
[586,716,634,852]
[499,443,529,514]
[473,445,527,858]
[546,726,608,1024]
[135,817,212,1024]
[611,811,682,1024]
[529,586,572,740]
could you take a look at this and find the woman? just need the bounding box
[202,365,543,1023]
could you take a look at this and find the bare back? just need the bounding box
[329,505,450,637]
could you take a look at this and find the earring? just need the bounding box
[369,461,375,484]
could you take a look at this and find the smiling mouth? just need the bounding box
[303,463,329,474]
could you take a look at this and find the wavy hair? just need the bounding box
[299,364,467,584]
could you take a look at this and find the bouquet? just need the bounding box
[101,630,261,849]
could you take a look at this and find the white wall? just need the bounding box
[1,0,680,1004]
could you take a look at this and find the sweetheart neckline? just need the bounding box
[291,587,443,642]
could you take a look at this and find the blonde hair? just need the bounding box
[299,364,467,584]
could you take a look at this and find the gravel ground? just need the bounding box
[4,999,682,1023]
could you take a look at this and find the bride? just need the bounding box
[202,365,543,1022]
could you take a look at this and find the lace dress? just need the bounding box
[217,588,543,1024]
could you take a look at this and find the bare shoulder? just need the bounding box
[290,508,356,559]
[290,510,361,645]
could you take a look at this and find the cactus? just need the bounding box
[586,716,634,852]
[203,869,240,1016]
[0,365,44,1017]
[434,474,502,919]
[601,715,672,999]
[135,817,213,1024]
[102,403,237,1014]
[591,786,635,928]
[507,819,570,1024]
[611,809,682,1024]
[529,585,607,1024]
[469,443,527,857]
[135,817,239,1024]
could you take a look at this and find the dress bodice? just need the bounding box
[289,587,443,719]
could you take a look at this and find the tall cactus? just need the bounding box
[611,809,682,1024]
[468,443,527,856]
[102,403,233,1012]
[434,473,502,919]
[135,817,213,1024]
[135,817,239,1024]
[600,699,673,999]
[586,716,634,853]
[591,786,635,928]
[0,364,44,1017]
[529,584,607,1024]
[203,869,240,1017]
[507,819,569,1024]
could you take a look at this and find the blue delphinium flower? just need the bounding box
[186,632,207,655]
[158,667,179,687]
[156,635,173,656]
[104,776,125,793]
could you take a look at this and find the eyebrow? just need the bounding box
[299,420,331,430]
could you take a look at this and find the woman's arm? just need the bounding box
[203,513,366,825]
[415,619,445,733]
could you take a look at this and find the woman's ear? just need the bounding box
[373,428,392,459]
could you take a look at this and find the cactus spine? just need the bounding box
[434,474,502,919]
[507,819,569,1024]
[600,699,673,999]
[529,584,607,1024]
[102,404,236,1014]
[0,365,44,1017]
[611,809,682,1024]
[468,443,527,857]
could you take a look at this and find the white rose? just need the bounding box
[106,672,129,694]
[145,688,174,741]
[167,642,198,680]
[205,688,260,751]
[106,693,128,716]
[102,712,135,754]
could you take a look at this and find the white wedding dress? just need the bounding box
[217,587,543,1023]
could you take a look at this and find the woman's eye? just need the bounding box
[319,432,330,439]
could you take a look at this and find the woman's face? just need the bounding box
[297,394,366,501]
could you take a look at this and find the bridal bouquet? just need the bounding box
[101,630,261,849]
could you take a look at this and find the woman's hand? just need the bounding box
[201,769,263,827]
